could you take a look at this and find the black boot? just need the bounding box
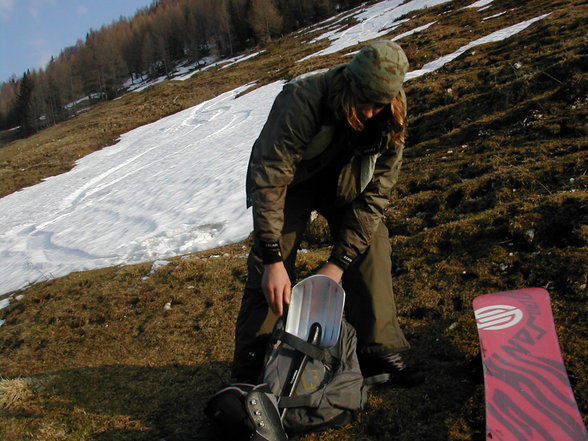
[359,352,424,387]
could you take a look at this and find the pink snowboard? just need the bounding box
[473,288,587,441]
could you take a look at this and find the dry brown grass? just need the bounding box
[0,377,35,410]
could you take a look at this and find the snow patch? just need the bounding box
[299,0,450,61]
[465,0,494,8]
[150,260,171,274]
[405,14,551,81]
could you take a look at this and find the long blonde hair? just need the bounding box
[329,71,407,147]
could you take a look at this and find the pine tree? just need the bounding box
[15,72,35,136]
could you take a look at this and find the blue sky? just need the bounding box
[0,0,152,83]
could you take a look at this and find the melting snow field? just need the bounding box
[0,82,283,295]
[0,0,550,305]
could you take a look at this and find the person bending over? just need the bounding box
[233,40,422,386]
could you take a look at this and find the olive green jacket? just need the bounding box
[246,66,405,269]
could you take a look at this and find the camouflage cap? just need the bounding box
[343,40,409,104]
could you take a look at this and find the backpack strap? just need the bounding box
[363,373,391,388]
[355,374,391,409]
[273,328,328,363]
[278,392,318,409]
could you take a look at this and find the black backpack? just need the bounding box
[206,318,385,439]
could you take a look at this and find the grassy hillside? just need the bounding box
[0,0,586,440]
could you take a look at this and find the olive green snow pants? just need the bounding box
[232,182,410,382]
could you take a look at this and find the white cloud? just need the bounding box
[28,7,39,21]
[30,0,57,6]
[28,0,57,22]
[0,0,16,17]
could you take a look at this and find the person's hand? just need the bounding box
[262,261,291,317]
[317,262,344,284]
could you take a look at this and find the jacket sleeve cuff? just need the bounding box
[328,248,354,271]
[259,240,283,264]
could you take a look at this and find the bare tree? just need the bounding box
[0,77,19,129]
[248,0,284,44]
[0,0,360,137]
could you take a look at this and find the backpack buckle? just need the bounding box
[245,390,288,441]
